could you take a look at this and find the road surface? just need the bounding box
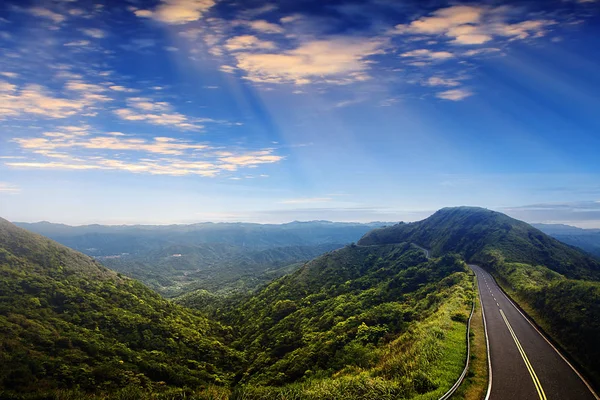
[471,264,598,400]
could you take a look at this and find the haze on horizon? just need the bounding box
[1,0,599,228]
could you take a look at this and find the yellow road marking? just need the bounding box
[500,309,547,400]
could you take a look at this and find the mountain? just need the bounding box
[0,217,240,398]
[211,243,474,398]
[1,217,474,399]
[533,223,600,258]
[15,221,387,253]
[359,206,600,280]
[359,207,600,386]
[15,221,387,296]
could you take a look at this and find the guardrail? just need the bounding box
[438,278,476,400]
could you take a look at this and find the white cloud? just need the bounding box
[244,19,284,34]
[0,182,20,194]
[395,5,556,45]
[220,65,236,74]
[0,82,108,119]
[65,81,106,92]
[64,40,91,47]
[0,72,18,79]
[6,127,284,178]
[109,85,136,92]
[234,38,385,85]
[225,35,277,51]
[401,49,454,59]
[134,0,215,25]
[113,97,208,129]
[426,77,460,87]
[81,28,106,38]
[436,88,473,101]
[463,47,500,56]
[28,7,65,24]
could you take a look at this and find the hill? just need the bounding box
[533,223,600,258]
[15,221,386,296]
[359,206,600,280]
[0,218,240,399]
[359,207,600,386]
[1,217,475,399]
[213,243,474,398]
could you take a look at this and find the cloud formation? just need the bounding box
[7,126,284,177]
[114,97,207,129]
[395,5,556,45]
[233,38,385,85]
[135,0,215,24]
[436,88,473,101]
[0,81,108,119]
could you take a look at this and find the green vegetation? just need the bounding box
[101,243,342,297]
[359,206,600,280]
[218,245,474,398]
[7,206,599,398]
[17,221,384,296]
[480,250,600,386]
[360,206,600,389]
[0,218,240,398]
[0,218,474,399]
[454,275,488,400]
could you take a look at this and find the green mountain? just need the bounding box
[15,221,386,296]
[4,208,599,398]
[359,206,600,280]
[359,206,600,385]
[0,218,240,399]
[215,243,474,398]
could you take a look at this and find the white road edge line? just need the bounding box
[474,268,493,400]
[485,267,600,400]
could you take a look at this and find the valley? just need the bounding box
[1,207,599,399]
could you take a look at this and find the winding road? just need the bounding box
[470,264,599,400]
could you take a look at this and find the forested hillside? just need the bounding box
[16,221,385,296]
[359,206,600,280]
[215,244,474,398]
[1,218,474,399]
[359,206,600,386]
[0,218,240,399]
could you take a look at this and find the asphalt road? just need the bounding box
[470,264,599,400]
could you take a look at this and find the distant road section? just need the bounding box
[470,264,599,400]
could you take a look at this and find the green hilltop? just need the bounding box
[359,206,600,385]
[2,207,600,398]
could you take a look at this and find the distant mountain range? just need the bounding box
[3,208,600,398]
[533,223,600,258]
[13,220,391,296]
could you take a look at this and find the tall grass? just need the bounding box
[231,272,474,400]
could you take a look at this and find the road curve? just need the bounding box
[470,264,599,400]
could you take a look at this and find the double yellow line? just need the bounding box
[500,309,547,400]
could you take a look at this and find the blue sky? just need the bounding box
[1,0,600,226]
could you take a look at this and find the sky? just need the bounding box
[1,0,600,227]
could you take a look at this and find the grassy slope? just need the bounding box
[0,216,479,399]
[359,207,600,389]
[219,244,474,399]
[0,218,240,399]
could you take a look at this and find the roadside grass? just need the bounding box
[481,253,600,391]
[453,274,488,400]
[230,272,474,400]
